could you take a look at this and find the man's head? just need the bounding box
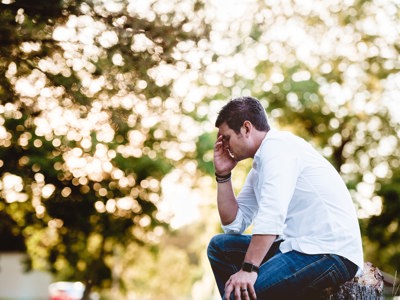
[215,96,270,134]
[215,97,270,160]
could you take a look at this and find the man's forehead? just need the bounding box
[217,122,230,135]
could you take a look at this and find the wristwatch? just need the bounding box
[241,262,259,274]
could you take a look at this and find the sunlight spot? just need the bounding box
[99,30,119,48]
[48,218,64,228]
[292,70,311,82]
[139,215,151,227]
[61,187,72,197]
[95,201,106,213]
[106,199,116,213]
[117,197,134,210]
[53,26,75,42]
[103,0,124,13]
[373,162,390,178]
[131,33,154,52]
[112,53,124,66]
[158,170,201,229]
[377,135,397,156]
[3,174,23,191]
[0,173,29,203]
[35,205,46,216]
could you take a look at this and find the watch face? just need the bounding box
[242,262,258,273]
[242,263,252,272]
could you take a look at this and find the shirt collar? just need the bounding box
[252,129,275,170]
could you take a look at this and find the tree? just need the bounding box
[364,169,400,275]
[0,0,210,297]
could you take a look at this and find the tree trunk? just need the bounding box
[320,262,384,300]
[81,280,92,300]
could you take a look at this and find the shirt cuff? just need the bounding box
[221,209,247,234]
[252,217,284,236]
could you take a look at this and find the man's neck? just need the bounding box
[251,130,268,158]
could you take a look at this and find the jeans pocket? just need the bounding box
[309,264,342,290]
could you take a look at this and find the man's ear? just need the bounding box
[243,121,252,135]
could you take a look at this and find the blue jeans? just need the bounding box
[207,234,358,300]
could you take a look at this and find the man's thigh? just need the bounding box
[255,250,353,299]
[208,234,282,267]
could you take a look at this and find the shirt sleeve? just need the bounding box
[221,169,259,234]
[252,141,300,235]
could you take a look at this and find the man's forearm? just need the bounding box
[244,234,277,266]
[217,180,238,225]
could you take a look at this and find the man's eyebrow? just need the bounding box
[221,135,229,140]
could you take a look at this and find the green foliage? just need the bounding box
[0,209,26,251]
[195,132,215,175]
[364,170,400,274]
[0,0,210,297]
[1,0,400,297]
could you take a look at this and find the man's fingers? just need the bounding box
[248,285,257,300]
[224,285,256,300]
[234,285,241,300]
[225,278,231,289]
[224,273,257,300]
[215,141,223,148]
[240,287,251,300]
[224,283,233,300]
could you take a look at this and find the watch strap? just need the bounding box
[241,262,259,274]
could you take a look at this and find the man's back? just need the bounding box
[255,130,364,270]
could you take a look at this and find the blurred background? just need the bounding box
[0,0,399,299]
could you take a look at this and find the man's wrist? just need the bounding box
[215,172,231,183]
[215,172,231,178]
[241,262,259,274]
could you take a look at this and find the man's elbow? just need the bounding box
[221,216,236,226]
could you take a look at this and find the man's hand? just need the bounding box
[214,135,237,176]
[224,270,257,300]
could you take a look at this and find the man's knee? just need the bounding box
[207,234,224,259]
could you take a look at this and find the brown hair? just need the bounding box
[215,96,270,133]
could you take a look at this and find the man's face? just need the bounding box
[217,122,248,161]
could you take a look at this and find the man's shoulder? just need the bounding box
[259,129,299,152]
[267,129,298,139]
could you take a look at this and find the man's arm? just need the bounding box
[214,134,238,225]
[243,234,276,266]
[217,179,238,225]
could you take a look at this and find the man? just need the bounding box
[207,96,363,300]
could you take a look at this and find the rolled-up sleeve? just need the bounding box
[252,144,299,235]
[221,208,247,234]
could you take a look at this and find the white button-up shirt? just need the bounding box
[222,129,364,270]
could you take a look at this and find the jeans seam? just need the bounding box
[309,264,340,289]
[258,254,331,293]
[326,254,352,280]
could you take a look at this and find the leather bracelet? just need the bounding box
[215,172,231,179]
[216,176,231,183]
